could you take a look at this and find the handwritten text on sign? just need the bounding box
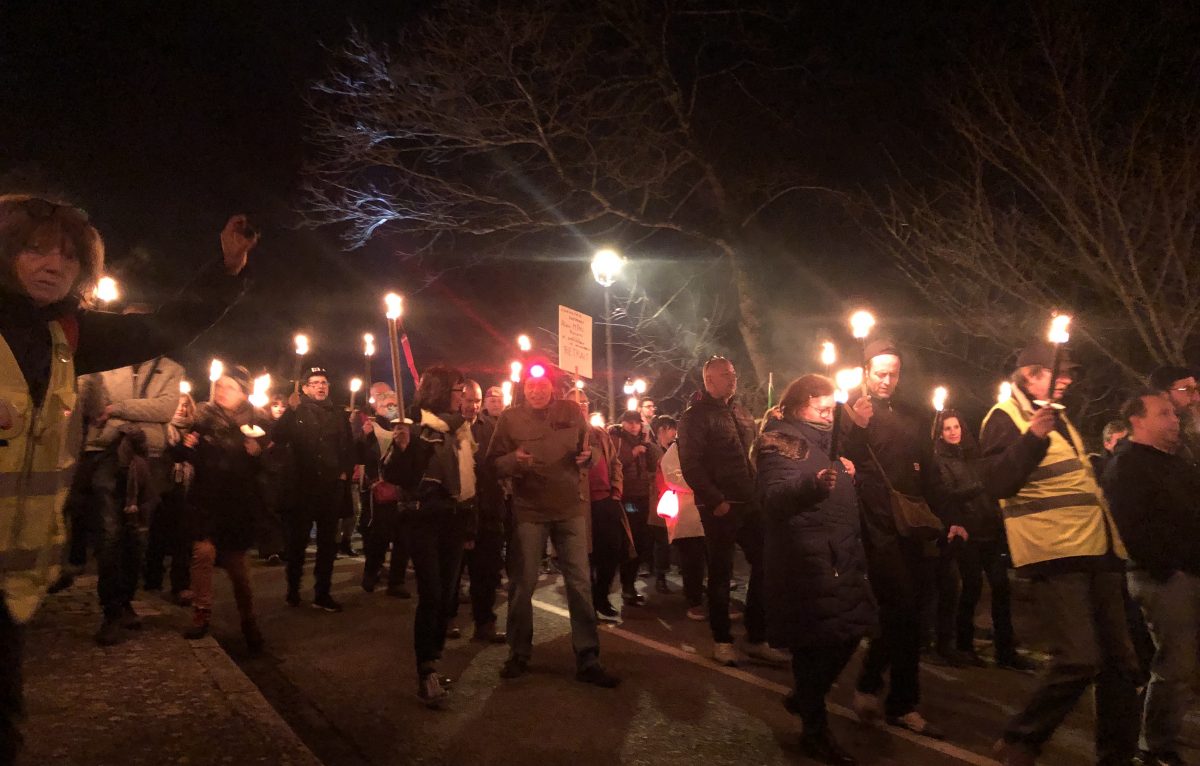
[558,305,593,379]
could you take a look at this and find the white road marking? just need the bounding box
[531,598,1001,766]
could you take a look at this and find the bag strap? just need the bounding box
[864,442,900,494]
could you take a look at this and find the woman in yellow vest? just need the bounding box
[0,195,256,763]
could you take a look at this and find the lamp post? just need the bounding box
[591,248,624,422]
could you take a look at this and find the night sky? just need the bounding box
[2,1,1190,420]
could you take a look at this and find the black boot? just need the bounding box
[799,725,857,765]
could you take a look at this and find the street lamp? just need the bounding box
[591,248,625,421]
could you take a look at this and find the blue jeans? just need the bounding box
[1128,569,1200,755]
[507,514,599,668]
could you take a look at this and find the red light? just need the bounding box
[529,364,547,379]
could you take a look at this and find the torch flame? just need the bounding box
[350,377,363,393]
[179,380,192,396]
[589,412,606,428]
[501,380,513,407]
[517,334,532,352]
[850,310,876,340]
[249,374,272,408]
[820,341,837,368]
[932,386,948,412]
[95,276,119,303]
[294,334,309,356]
[998,381,1012,404]
[1048,314,1071,345]
[834,367,863,393]
[626,396,639,412]
[363,333,375,356]
[633,378,648,394]
[509,361,522,383]
[384,293,403,320]
[208,359,224,383]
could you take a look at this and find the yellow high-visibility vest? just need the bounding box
[982,388,1126,568]
[0,321,78,623]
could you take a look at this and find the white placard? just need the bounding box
[557,305,593,379]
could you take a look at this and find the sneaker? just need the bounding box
[312,594,344,613]
[499,656,528,679]
[655,576,671,594]
[886,711,944,740]
[576,663,621,688]
[337,542,358,558]
[744,642,790,665]
[119,604,143,630]
[265,554,283,566]
[621,591,646,607]
[386,584,412,599]
[799,725,858,765]
[446,620,462,640]
[686,605,707,621]
[851,691,883,724]
[417,674,449,709]
[286,589,302,607]
[95,617,123,646]
[595,600,620,620]
[712,642,738,667]
[992,739,1036,766]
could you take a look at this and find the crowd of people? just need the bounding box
[3,195,1200,766]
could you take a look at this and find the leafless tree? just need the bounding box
[871,8,1200,399]
[301,0,823,387]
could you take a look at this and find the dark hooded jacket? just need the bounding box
[756,417,876,648]
[677,390,757,510]
[929,439,1004,541]
[177,400,271,550]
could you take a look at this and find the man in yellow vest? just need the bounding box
[980,341,1139,766]
[0,195,256,763]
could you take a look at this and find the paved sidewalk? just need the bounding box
[16,575,321,766]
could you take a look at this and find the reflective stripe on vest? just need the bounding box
[982,389,1126,568]
[0,320,77,624]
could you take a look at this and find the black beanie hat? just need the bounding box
[226,364,252,394]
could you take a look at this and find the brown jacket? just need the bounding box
[486,400,589,523]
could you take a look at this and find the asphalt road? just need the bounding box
[204,547,1200,766]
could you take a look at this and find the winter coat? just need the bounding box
[929,444,1003,541]
[272,394,355,489]
[485,399,590,523]
[608,426,661,501]
[756,417,876,649]
[177,401,271,551]
[842,393,935,546]
[657,442,704,542]
[383,408,478,537]
[677,390,757,511]
[1102,439,1200,581]
[79,357,184,457]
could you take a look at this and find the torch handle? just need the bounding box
[293,356,304,395]
[828,403,843,461]
[387,318,406,417]
[1048,344,1063,403]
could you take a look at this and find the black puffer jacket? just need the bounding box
[677,390,757,510]
[756,418,876,648]
[930,443,1003,541]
